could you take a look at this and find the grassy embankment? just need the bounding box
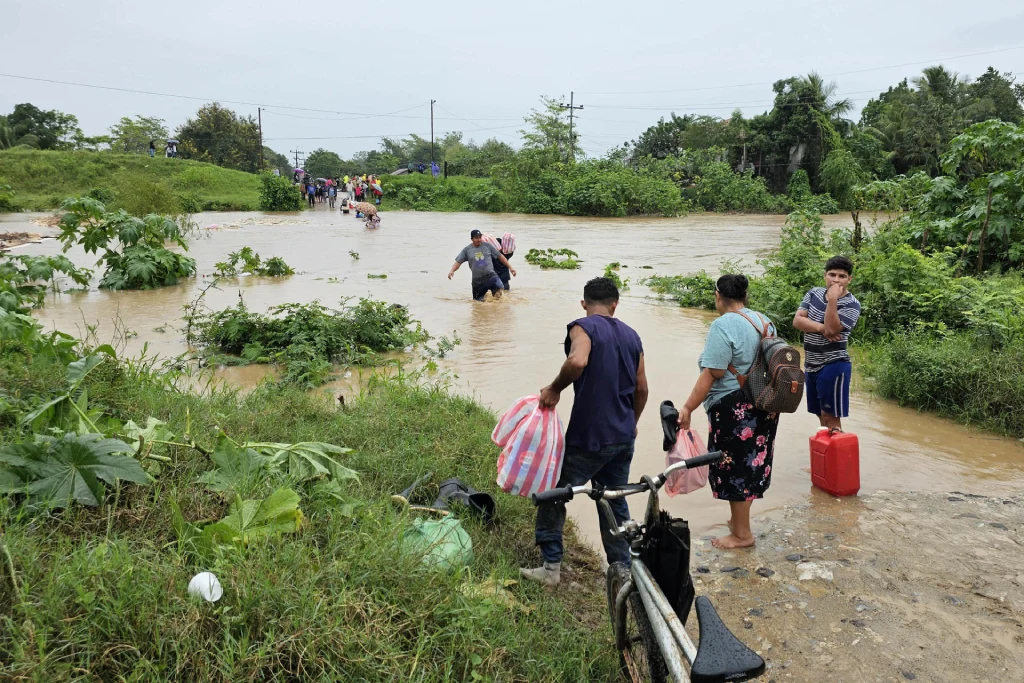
[0,354,615,680]
[0,149,260,213]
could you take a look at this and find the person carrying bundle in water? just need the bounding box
[448,230,516,302]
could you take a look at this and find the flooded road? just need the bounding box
[5,208,1023,546]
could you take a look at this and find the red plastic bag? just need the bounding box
[664,428,709,496]
[492,396,565,497]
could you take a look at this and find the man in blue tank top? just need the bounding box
[521,277,648,586]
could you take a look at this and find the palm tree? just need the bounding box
[912,66,967,105]
[801,72,854,122]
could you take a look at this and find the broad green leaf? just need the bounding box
[67,351,113,388]
[123,417,176,452]
[313,480,364,517]
[20,394,70,428]
[202,488,302,546]
[198,435,269,493]
[246,441,358,483]
[0,433,149,508]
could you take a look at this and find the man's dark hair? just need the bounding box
[825,255,854,276]
[583,277,620,305]
[716,274,748,303]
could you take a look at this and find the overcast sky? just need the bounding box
[2,1,1023,161]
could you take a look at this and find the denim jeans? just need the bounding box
[535,441,633,565]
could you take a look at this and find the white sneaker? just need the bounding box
[519,562,561,587]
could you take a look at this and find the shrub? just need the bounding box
[0,180,16,212]
[187,298,430,386]
[868,331,1024,436]
[258,172,303,211]
[58,196,197,290]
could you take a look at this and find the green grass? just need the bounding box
[0,149,261,213]
[861,332,1024,438]
[0,355,616,681]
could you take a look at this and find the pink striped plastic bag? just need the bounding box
[664,428,710,496]
[492,396,565,497]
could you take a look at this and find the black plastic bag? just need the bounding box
[640,510,695,624]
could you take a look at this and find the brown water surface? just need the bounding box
[5,208,1022,546]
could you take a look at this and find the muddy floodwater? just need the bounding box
[5,209,1023,548]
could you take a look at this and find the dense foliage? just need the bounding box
[258,171,303,211]
[0,343,615,680]
[649,204,1024,435]
[186,298,431,386]
[175,102,262,173]
[0,103,83,150]
[58,197,196,290]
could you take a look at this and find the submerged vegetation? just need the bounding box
[213,246,294,277]
[58,197,197,290]
[186,298,430,386]
[524,248,581,269]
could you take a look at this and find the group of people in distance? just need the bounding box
[516,257,859,586]
[296,174,383,209]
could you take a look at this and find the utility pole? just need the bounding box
[290,149,304,169]
[430,99,436,165]
[257,107,265,172]
[557,92,583,162]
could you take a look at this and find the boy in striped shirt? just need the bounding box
[792,256,861,431]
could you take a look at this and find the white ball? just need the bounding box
[188,572,223,602]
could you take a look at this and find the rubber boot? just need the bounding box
[519,562,561,587]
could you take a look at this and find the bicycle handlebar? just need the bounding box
[532,486,575,504]
[530,451,725,506]
[679,451,725,469]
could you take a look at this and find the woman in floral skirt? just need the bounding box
[677,274,780,549]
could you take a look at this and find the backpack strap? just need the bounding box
[725,311,772,384]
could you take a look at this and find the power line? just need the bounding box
[0,72,426,119]
[576,43,1024,96]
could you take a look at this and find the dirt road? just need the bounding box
[691,490,1024,682]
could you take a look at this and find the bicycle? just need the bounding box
[532,451,765,683]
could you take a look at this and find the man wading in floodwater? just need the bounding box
[521,277,649,586]
[448,229,516,301]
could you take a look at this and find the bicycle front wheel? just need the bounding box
[606,562,668,683]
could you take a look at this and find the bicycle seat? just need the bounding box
[690,596,766,682]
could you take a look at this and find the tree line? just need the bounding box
[0,102,292,177]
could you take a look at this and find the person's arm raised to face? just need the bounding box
[823,284,846,339]
[539,325,591,409]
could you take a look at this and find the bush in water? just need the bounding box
[186,298,430,386]
[259,171,303,211]
[57,196,196,291]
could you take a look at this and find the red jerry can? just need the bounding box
[809,428,860,496]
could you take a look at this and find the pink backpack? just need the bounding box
[492,396,565,497]
[664,428,710,496]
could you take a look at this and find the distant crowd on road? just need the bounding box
[293,172,383,210]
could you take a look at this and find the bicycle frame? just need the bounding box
[615,558,698,682]
[533,451,763,683]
